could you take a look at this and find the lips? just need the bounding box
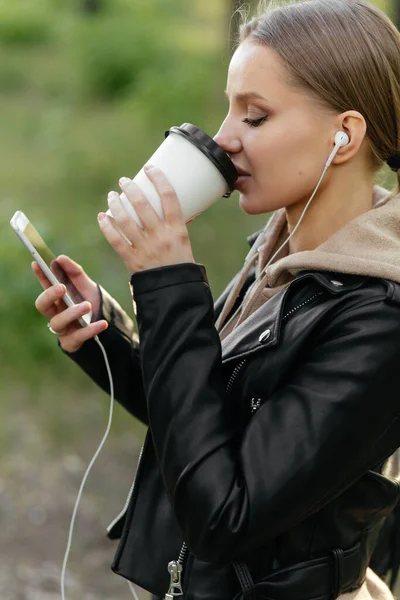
[233,165,251,191]
[233,164,251,177]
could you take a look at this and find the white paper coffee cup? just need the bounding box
[106,123,238,228]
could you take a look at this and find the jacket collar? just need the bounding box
[221,270,367,364]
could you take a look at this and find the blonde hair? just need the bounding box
[237,0,400,200]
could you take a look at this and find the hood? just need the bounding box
[265,185,400,288]
[216,185,400,337]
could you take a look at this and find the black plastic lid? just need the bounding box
[165,123,238,192]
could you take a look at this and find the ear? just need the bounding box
[332,110,368,166]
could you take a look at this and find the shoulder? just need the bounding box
[288,270,400,314]
[222,270,400,364]
[283,270,400,356]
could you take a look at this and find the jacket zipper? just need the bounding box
[248,291,324,416]
[250,397,262,414]
[165,543,188,598]
[226,358,248,396]
[164,361,246,598]
[169,291,325,598]
[227,291,324,404]
[106,441,146,535]
[281,292,323,322]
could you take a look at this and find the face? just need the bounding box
[214,41,335,215]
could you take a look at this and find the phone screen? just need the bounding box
[23,222,84,305]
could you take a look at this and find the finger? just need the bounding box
[55,255,95,292]
[97,212,138,264]
[105,192,144,247]
[118,177,161,231]
[143,165,184,226]
[105,212,134,240]
[55,255,101,319]
[35,284,67,318]
[55,254,83,277]
[50,301,93,336]
[59,320,109,353]
[32,261,53,291]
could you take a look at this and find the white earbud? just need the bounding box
[326,131,350,168]
[335,131,350,146]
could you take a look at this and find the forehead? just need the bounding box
[226,41,289,98]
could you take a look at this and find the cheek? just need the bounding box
[240,139,321,213]
[250,126,318,181]
[248,130,293,175]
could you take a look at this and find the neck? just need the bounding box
[286,164,374,254]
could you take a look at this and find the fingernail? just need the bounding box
[108,191,119,201]
[82,301,91,312]
[97,212,107,221]
[58,284,66,293]
[144,164,155,171]
[119,177,131,185]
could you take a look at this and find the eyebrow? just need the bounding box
[224,90,269,102]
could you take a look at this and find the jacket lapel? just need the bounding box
[220,270,368,364]
[221,283,290,364]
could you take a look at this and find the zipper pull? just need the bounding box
[165,560,183,599]
[250,396,262,414]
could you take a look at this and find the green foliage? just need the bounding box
[74,18,167,100]
[0,0,396,446]
[0,2,52,46]
[0,0,240,389]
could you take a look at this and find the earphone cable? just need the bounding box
[263,163,328,272]
[60,334,115,600]
[58,137,342,599]
[128,580,140,600]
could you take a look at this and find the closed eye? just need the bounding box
[242,116,268,127]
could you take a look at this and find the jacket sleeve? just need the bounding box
[132,262,400,562]
[62,284,148,425]
[61,271,248,426]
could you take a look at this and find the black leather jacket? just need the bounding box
[66,234,400,600]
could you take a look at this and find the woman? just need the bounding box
[33,1,400,598]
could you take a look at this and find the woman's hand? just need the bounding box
[32,255,108,353]
[97,165,195,275]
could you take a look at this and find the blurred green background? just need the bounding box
[0,0,398,598]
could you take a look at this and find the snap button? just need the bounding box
[259,329,271,343]
[330,280,343,286]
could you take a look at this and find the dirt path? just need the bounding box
[1,383,149,600]
[3,382,399,599]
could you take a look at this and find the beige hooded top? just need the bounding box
[217,185,400,338]
[217,184,400,600]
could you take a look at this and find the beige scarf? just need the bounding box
[217,209,292,340]
[343,569,393,600]
[217,185,399,343]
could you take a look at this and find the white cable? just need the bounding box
[60,334,114,600]
[58,152,333,600]
[128,580,140,600]
[263,163,329,272]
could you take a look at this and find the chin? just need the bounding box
[239,191,287,216]
[239,194,265,215]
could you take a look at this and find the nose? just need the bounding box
[213,118,242,156]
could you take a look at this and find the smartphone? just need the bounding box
[10,210,91,327]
